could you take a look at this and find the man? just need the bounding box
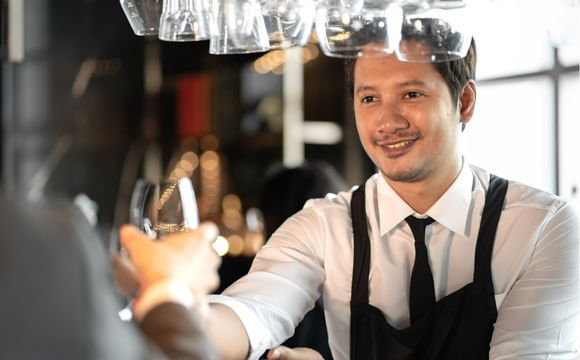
[200,40,579,359]
[216,40,579,359]
[0,195,220,360]
[124,39,579,359]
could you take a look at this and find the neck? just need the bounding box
[383,158,463,214]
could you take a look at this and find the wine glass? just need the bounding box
[129,177,200,238]
[158,0,211,42]
[209,0,271,54]
[118,177,200,321]
[315,0,398,58]
[119,0,163,36]
[259,0,316,50]
[396,6,472,63]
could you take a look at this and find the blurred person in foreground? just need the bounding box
[0,194,220,360]
[189,37,580,360]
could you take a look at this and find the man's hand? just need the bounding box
[119,222,221,298]
[267,346,324,360]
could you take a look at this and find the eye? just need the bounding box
[361,95,378,104]
[403,91,423,99]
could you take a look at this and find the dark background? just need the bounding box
[1,0,374,287]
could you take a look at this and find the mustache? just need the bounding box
[372,130,421,145]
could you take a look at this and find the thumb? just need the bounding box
[166,222,219,247]
[267,346,324,360]
[267,346,284,360]
[267,346,295,360]
[119,225,151,256]
[198,222,219,245]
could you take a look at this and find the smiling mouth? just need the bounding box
[384,140,414,149]
[378,139,417,158]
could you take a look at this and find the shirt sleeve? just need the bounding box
[208,206,327,359]
[490,202,580,359]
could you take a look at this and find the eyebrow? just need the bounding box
[354,85,376,96]
[397,80,430,88]
[355,79,432,96]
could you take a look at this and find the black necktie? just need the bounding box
[406,215,436,324]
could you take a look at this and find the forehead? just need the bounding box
[353,55,442,88]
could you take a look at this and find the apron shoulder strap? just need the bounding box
[473,174,509,285]
[350,174,508,301]
[351,184,370,304]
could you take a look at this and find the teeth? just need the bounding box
[386,140,413,149]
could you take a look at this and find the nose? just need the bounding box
[377,102,410,134]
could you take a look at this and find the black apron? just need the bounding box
[349,175,508,360]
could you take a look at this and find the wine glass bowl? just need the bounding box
[315,0,397,58]
[209,0,271,54]
[129,177,199,239]
[158,0,211,41]
[396,7,472,62]
[119,0,163,36]
[260,0,315,49]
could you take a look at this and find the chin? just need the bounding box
[383,168,424,183]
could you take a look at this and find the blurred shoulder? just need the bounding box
[301,174,379,212]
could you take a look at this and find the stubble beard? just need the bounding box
[371,130,429,183]
[380,156,434,183]
[371,135,434,183]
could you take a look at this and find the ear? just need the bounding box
[458,80,476,127]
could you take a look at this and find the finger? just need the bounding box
[192,275,220,297]
[267,346,289,360]
[267,347,324,360]
[207,246,222,266]
[111,254,140,297]
[198,222,219,245]
[267,347,281,360]
[190,252,221,295]
[119,225,152,257]
[214,252,222,268]
[206,272,220,293]
[203,251,222,283]
[112,251,138,275]
[293,348,324,360]
[160,222,218,250]
[110,250,123,266]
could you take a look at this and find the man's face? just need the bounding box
[353,55,463,186]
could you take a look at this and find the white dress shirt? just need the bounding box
[208,164,580,360]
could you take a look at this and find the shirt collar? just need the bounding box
[376,161,474,238]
